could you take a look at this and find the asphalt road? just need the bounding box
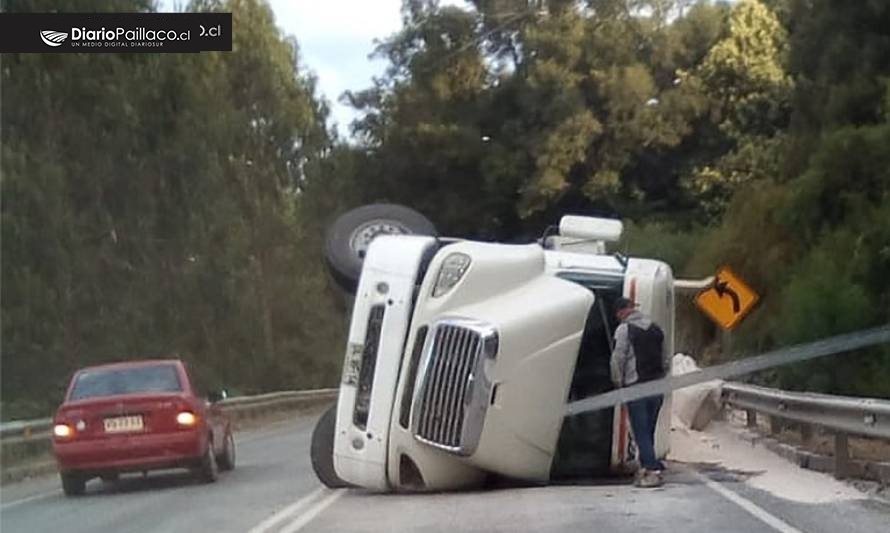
[2,411,888,533]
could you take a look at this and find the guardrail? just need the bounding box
[0,418,52,439]
[218,389,338,419]
[0,389,338,482]
[722,382,890,479]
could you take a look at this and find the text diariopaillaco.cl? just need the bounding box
[70,27,191,42]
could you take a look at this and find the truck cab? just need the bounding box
[315,205,674,491]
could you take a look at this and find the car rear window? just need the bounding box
[69,365,182,400]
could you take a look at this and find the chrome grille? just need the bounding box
[414,324,481,450]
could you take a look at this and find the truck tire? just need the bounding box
[324,204,437,293]
[310,404,350,488]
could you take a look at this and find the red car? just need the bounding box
[52,359,235,496]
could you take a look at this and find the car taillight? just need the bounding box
[53,424,73,438]
[176,411,197,427]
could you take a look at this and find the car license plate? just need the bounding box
[104,415,143,433]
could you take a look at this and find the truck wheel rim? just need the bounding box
[349,220,410,259]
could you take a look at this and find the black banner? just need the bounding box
[0,12,232,53]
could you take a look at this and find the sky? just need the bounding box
[268,0,463,135]
[158,0,464,134]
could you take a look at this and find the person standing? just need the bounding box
[610,297,667,488]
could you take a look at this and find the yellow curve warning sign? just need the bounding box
[695,266,759,331]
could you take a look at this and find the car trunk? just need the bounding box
[57,393,194,440]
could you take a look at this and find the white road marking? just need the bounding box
[692,470,804,533]
[278,489,344,533]
[0,489,60,510]
[245,487,325,533]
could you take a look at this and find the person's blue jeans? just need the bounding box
[627,394,664,471]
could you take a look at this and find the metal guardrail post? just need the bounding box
[722,382,890,486]
[722,382,890,485]
[800,424,814,446]
[770,416,783,435]
[745,409,757,428]
[673,276,715,292]
[721,383,890,440]
[834,433,849,479]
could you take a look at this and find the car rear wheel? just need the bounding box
[197,441,219,483]
[324,204,437,293]
[310,404,350,488]
[61,472,86,496]
[218,431,236,472]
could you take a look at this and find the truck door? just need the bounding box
[611,259,675,470]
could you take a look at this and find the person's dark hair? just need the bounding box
[613,297,635,315]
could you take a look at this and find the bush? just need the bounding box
[616,220,704,270]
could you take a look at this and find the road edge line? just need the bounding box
[245,487,325,533]
[691,470,804,533]
[278,489,345,533]
[0,488,60,510]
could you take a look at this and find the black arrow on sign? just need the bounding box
[714,277,741,314]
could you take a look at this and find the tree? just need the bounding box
[687,0,890,397]
[1,0,344,418]
[683,0,793,217]
[347,1,729,236]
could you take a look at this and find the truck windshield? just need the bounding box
[69,365,182,400]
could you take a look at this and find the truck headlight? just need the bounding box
[432,253,471,297]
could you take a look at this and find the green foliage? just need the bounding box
[348,0,742,236]
[338,0,890,396]
[3,0,890,416]
[697,0,792,135]
[688,0,890,395]
[774,241,889,397]
[682,0,793,216]
[1,0,347,419]
[616,221,704,270]
[780,246,870,347]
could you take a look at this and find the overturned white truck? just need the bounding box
[311,204,675,491]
